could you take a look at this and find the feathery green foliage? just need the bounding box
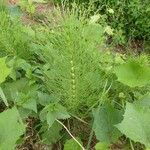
[0,5,33,58]
[35,9,109,115]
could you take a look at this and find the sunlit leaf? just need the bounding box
[64,138,83,150]
[116,103,150,148]
[0,57,11,84]
[114,60,150,87]
[0,107,25,150]
[95,142,109,150]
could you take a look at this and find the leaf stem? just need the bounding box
[86,130,93,150]
[129,139,135,150]
[71,114,88,125]
[0,87,8,107]
[56,119,85,150]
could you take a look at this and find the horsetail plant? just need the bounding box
[35,8,111,116]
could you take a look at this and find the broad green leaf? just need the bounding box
[41,122,62,145]
[0,87,8,106]
[40,103,70,127]
[2,78,33,102]
[38,92,58,106]
[116,103,150,148]
[64,138,82,150]
[5,81,39,113]
[38,92,49,106]
[0,107,25,150]
[17,92,37,113]
[0,57,11,84]
[135,93,150,107]
[18,108,33,119]
[46,111,57,127]
[95,142,109,150]
[22,98,37,113]
[10,58,32,79]
[114,60,150,87]
[92,104,123,143]
[17,59,32,78]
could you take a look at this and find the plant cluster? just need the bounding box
[0,1,150,150]
[52,0,150,45]
[93,0,150,44]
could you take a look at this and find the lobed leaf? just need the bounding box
[116,102,150,148]
[40,103,70,128]
[92,104,123,143]
[114,59,150,87]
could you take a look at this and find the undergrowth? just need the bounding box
[0,1,150,150]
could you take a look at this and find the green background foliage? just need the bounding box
[0,0,149,149]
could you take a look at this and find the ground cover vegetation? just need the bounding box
[0,0,150,150]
